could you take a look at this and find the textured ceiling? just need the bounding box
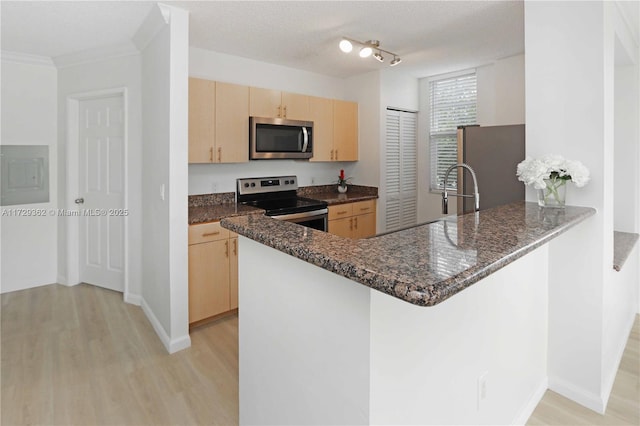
[1,1,524,78]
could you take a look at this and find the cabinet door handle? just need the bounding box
[217,147,222,162]
[359,207,370,212]
[349,218,353,230]
[354,217,358,230]
[336,211,348,215]
[225,240,229,258]
[330,149,334,160]
[277,105,282,117]
[283,105,287,117]
[233,239,237,255]
[335,149,338,160]
[202,231,220,237]
[209,147,213,162]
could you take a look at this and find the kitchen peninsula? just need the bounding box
[221,202,595,425]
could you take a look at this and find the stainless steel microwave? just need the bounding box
[250,117,313,160]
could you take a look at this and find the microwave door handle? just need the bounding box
[301,127,309,153]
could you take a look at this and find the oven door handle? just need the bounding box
[270,208,327,221]
[301,127,309,153]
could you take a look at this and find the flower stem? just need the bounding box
[544,178,565,204]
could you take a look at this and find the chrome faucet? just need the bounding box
[442,163,480,214]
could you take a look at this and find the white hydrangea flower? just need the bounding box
[542,154,566,175]
[516,155,590,189]
[564,159,590,187]
[516,157,548,189]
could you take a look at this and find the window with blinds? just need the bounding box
[429,72,477,191]
[385,109,417,232]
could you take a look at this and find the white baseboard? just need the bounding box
[601,312,636,409]
[56,274,67,286]
[140,297,191,354]
[169,334,191,353]
[548,376,605,414]
[124,292,141,306]
[512,377,549,425]
[1,280,55,294]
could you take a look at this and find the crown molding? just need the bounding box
[132,4,170,52]
[1,50,55,67]
[53,42,139,69]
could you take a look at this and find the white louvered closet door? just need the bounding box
[385,109,417,232]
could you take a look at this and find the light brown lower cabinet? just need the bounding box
[188,221,238,325]
[328,199,377,239]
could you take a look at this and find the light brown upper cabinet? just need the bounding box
[189,78,215,163]
[311,98,358,162]
[215,82,249,163]
[333,100,358,161]
[250,87,309,120]
[308,96,334,162]
[188,78,249,164]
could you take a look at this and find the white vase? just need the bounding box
[337,185,348,193]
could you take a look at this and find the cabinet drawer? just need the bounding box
[352,199,376,215]
[189,222,229,245]
[328,203,353,220]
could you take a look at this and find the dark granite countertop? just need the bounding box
[613,231,639,272]
[297,184,378,205]
[188,185,378,224]
[221,201,595,307]
[188,192,264,224]
[189,204,264,225]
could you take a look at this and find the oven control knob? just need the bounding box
[244,183,250,188]
[251,183,256,187]
[284,180,290,185]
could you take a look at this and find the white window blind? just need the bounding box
[385,109,417,232]
[429,73,477,191]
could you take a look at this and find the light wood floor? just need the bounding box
[1,284,238,425]
[2,284,638,425]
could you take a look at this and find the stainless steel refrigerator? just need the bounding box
[456,124,525,214]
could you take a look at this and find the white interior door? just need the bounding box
[385,109,417,232]
[78,95,125,291]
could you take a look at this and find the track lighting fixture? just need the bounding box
[359,46,373,58]
[339,39,353,53]
[338,37,401,67]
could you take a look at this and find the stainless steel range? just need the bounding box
[237,176,328,231]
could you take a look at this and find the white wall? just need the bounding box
[188,47,358,195]
[418,54,526,223]
[239,237,371,425]
[477,54,526,126]
[344,71,381,188]
[1,58,58,293]
[239,235,550,425]
[525,0,639,413]
[370,244,548,425]
[56,54,143,301]
[139,4,190,353]
[613,63,639,233]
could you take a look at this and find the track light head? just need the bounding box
[359,46,373,58]
[339,39,353,53]
[390,56,402,66]
[373,51,384,62]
